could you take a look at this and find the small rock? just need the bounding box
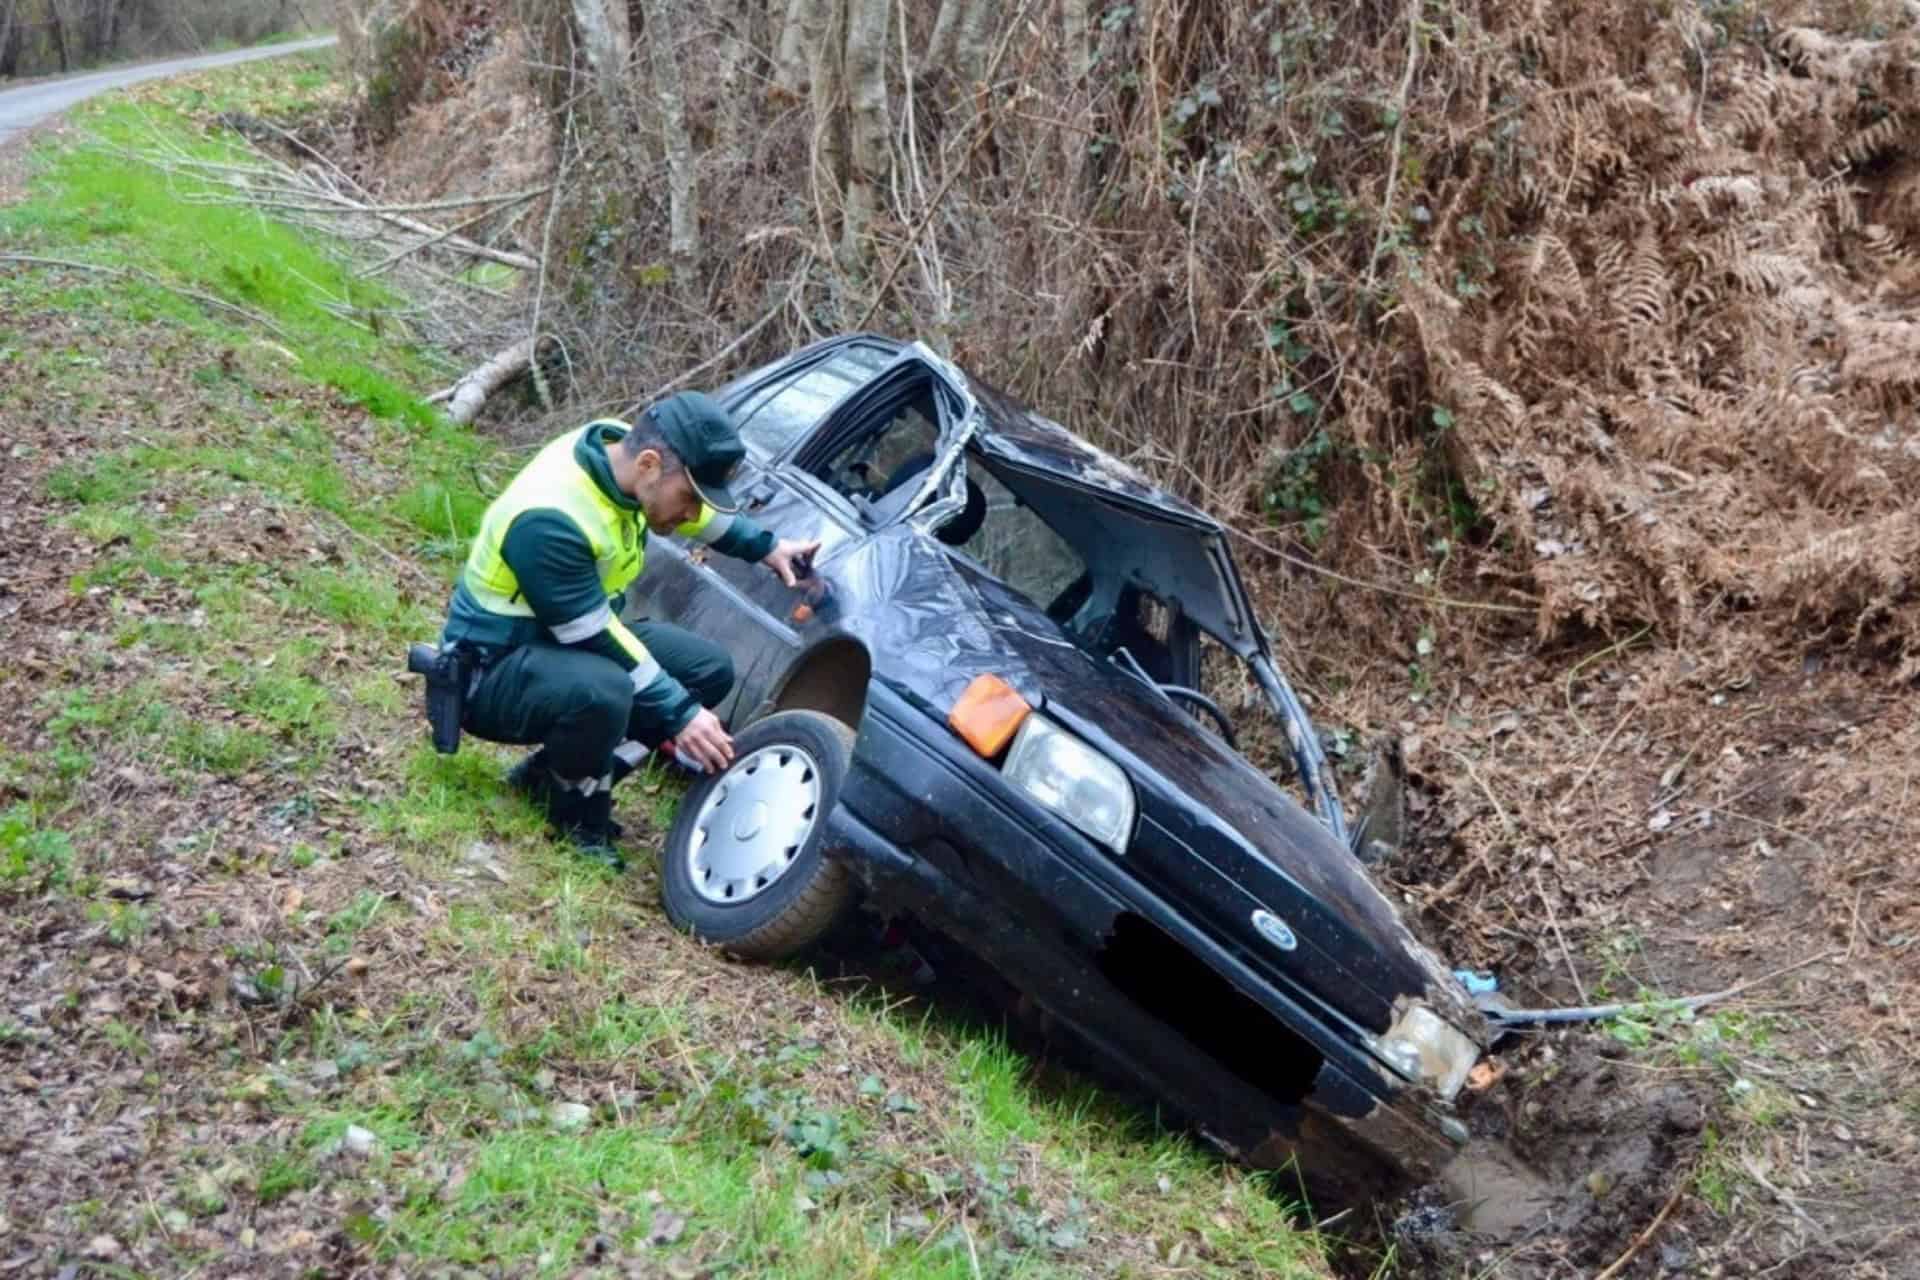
[464,841,510,883]
[648,1209,688,1247]
[343,1124,378,1157]
[549,1101,591,1131]
[84,1236,121,1260]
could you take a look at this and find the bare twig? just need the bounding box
[1560,700,1639,812]
[318,511,443,594]
[854,1,1034,330]
[1360,0,1423,300]
[1562,624,1653,735]
[1223,521,1537,614]
[620,269,809,415]
[1532,865,1589,1004]
[1441,745,1514,833]
[1592,1175,1689,1280]
[0,253,290,338]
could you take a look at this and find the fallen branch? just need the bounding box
[355,196,529,279]
[288,187,541,272]
[441,337,537,426]
[119,143,544,272]
[0,253,290,339]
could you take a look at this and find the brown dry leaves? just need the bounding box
[1395,4,1920,656]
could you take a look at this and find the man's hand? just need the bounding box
[673,707,735,774]
[762,538,823,588]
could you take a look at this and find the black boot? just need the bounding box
[506,749,556,807]
[543,782,625,872]
[517,750,625,840]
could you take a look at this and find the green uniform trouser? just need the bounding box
[462,621,734,782]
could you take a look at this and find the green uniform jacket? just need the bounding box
[441,420,775,734]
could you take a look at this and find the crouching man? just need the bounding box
[435,391,818,868]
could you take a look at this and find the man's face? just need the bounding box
[631,450,703,533]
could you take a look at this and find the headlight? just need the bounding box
[1003,712,1135,852]
[1374,1004,1479,1102]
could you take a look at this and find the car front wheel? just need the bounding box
[658,709,857,961]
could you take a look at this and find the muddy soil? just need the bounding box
[1303,640,1920,1279]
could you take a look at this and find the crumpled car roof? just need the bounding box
[959,375,1227,530]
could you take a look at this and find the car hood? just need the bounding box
[821,526,1478,1036]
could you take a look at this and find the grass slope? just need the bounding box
[0,53,1329,1279]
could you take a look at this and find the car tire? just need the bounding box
[658,709,858,961]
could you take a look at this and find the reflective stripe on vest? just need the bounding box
[461,422,645,620]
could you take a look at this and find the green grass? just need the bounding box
[0,804,76,889]
[0,53,1332,1280]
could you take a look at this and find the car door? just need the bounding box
[621,340,900,722]
[699,352,946,640]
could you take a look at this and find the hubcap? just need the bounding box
[687,744,821,905]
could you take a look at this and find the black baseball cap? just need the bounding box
[644,390,746,513]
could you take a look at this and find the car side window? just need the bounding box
[732,343,895,460]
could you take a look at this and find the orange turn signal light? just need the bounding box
[947,674,1031,759]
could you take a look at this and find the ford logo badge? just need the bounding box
[1252,909,1297,952]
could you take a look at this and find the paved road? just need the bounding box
[0,36,338,143]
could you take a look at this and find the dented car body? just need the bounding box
[629,335,1488,1199]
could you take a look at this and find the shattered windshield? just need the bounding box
[954,458,1087,611]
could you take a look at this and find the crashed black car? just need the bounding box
[633,335,1488,1199]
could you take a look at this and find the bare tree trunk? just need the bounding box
[1059,0,1090,188]
[808,0,847,250]
[926,0,961,67]
[771,0,819,100]
[840,0,890,267]
[570,0,631,110]
[711,0,749,153]
[0,2,19,79]
[47,0,68,71]
[640,0,700,284]
[953,0,998,87]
